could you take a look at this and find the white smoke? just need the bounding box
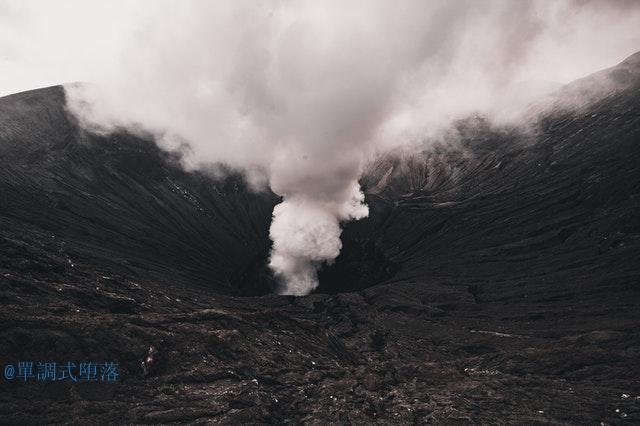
[3,0,639,294]
[269,186,368,295]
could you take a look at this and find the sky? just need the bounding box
[1,0,639,97]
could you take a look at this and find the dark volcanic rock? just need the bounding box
[0,86,280,296]
[1,53,640,424]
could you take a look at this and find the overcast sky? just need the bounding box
[1,0,640,97]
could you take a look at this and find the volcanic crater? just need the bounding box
[1,53,640,423]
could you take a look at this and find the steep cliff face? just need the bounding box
[320,53,640,297]
[0,86,279,296]
[1,54,639,424]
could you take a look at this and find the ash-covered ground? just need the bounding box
[1,54,640,424]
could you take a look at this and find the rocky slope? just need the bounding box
[0,53,639,424]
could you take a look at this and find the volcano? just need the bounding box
[1,53,640,424]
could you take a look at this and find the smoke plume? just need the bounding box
[3,0,639,294]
